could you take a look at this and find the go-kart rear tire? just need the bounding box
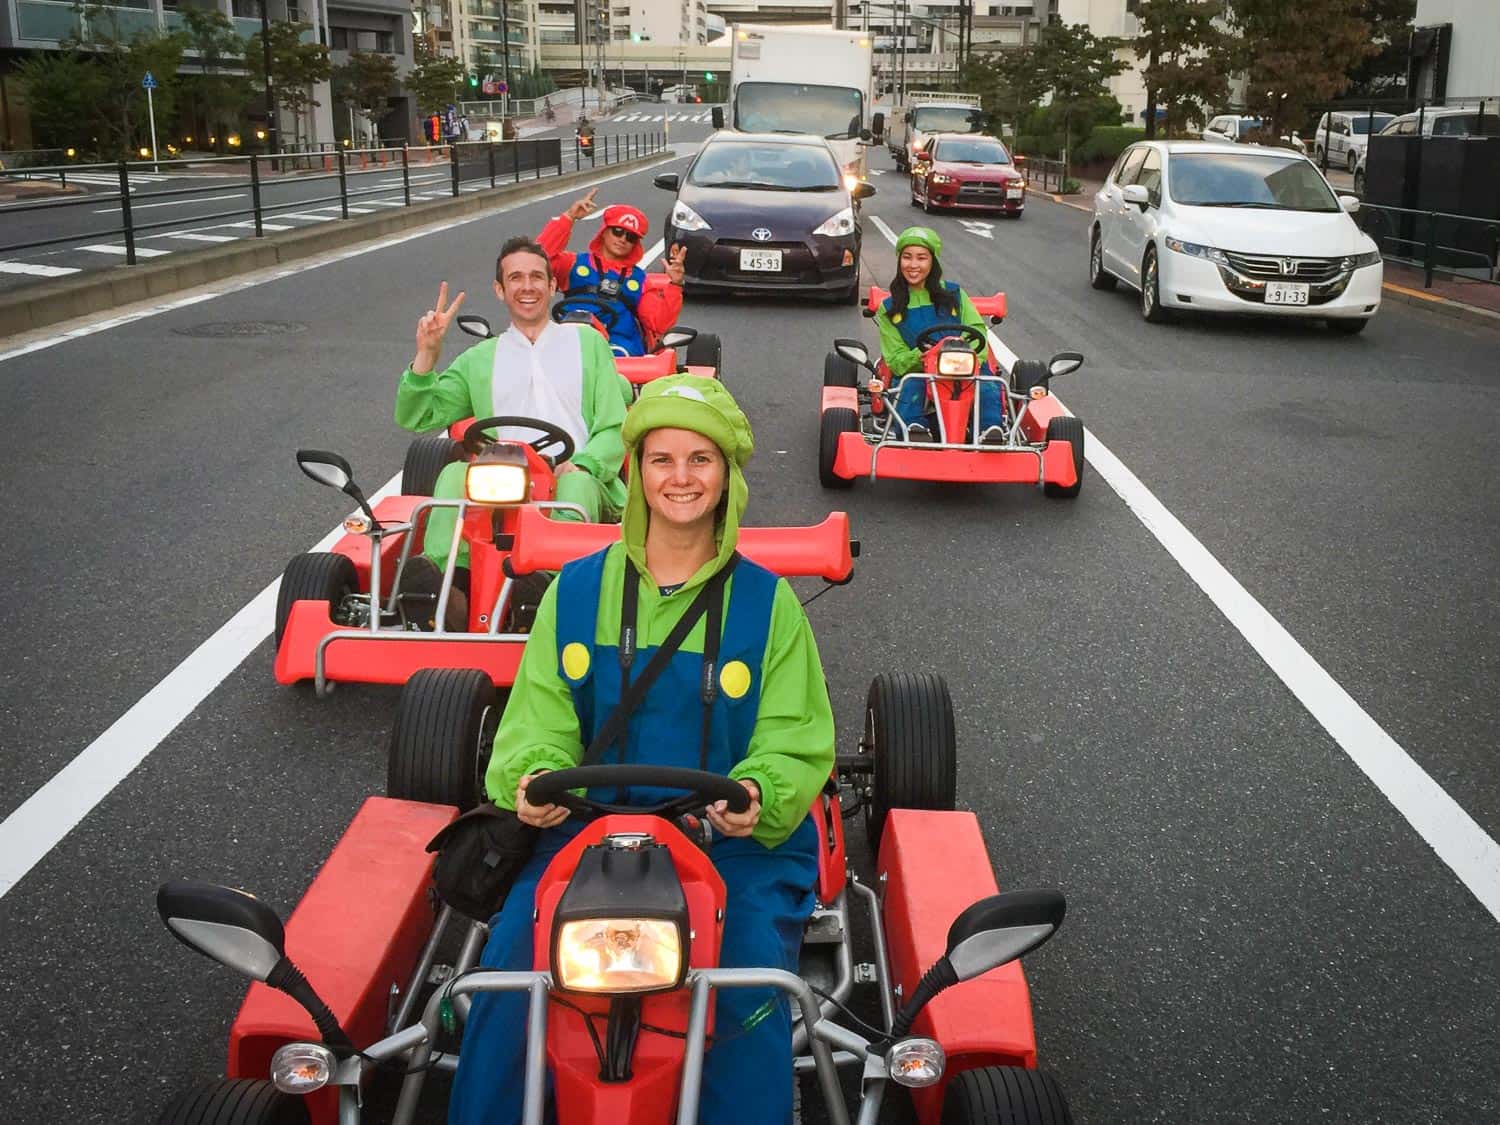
[864,672,956,852]
[684,331,722,374]
[1009,360,1048,396]
[274,552,357,648]
[1043,416,1084,499]
[157,1079,310,1125]
[819,408,858,490]
[823,351,860,389]
[939,1066,1074,1125]
[402,434,464,496]
[388,668,500,809]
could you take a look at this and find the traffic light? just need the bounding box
[467,71,479,88]
[704,72,714,80]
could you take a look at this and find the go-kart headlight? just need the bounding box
[886,1037,945,1088]
[555,917,684,994]
[937,349,978,376]
[271,1041,337,1095]
[671,200,711,232]
[813,206,857,237]
[465,445,531,504]
[1164,237,1229,266]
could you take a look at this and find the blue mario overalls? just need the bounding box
[448,548,820,1125]
[561,253,650,356]
[884,281,1004,436]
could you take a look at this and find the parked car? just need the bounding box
[909,133,1026,217]
[1204,113,1305,152]
[1311,110,1396,171]
[1377,105,1500,138]
[1088,140,1383,334]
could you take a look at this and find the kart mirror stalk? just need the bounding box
[296,450,381,530]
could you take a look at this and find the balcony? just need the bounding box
[17,0,155,42]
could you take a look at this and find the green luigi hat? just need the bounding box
[895,225,943,258]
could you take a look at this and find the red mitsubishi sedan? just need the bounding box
[910,133,1026,218]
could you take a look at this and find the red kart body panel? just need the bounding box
[822,385,859,413]
[226,797,456,1125]
[864,286,1007,323]
[326,495,424,596]
[614,350,677,385]
[807,784,848,905]
[877,810,1038,1124]
[508,507,857,582]
[533,815,727,1124]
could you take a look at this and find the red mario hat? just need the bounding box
[600,204,648,237]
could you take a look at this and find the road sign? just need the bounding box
[142,71,158,90]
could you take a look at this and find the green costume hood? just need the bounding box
[620,374,753,588]
[895,225,943,259]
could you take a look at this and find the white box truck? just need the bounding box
[889,90,986,171]
[714,24,878,183]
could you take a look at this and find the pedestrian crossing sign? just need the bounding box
[142,71,158,89]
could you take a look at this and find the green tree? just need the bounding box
[1135,0,1234,139]
[333,50,397,144]
[404,55,466,116]
[62,1,188,157]
[246,21,332,147]
[1346,0,1416,98]
[179,5,251,151]
[1035,22,1128,182]
[960,46,1047,142]
[1230,0,1377,139]
[15,52,106,151]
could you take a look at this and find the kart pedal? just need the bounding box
[802,909,844,945]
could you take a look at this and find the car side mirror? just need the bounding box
[456,314,493,339]
[1046,352,1084,381]
[711,107,724,130]
[852,181,876,201]
[833,338,872,370]
[659,326,698,349]
[157,881,287,982]
[654,172,680,191]
[915,151,933,164]
[1338,194,1360,213]
[1121,183,1149,208]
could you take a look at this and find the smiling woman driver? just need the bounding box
[447,374,836,1125]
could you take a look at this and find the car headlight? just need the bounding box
[671,200,711,232]
[465,445,531,504]
[937,348,977,376]
[1164,236,1230,266]
[813,206,857,237]
[929,173,954,185]
[843,172,860,192]
[1341,249,1382,269]
[271,1042,337,1095]
[555,917,685,994]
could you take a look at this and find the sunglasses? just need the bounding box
[606,226,642,244]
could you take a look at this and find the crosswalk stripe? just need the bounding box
[0,260,81,277]
[364,199,404,205]
[276,213,335,222]
[226,221,291,231]
[80,244,171,257]
[165,233,237,243]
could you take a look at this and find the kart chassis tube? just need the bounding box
[790,874,897,1060]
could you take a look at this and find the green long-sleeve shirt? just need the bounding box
[874,286,989,378]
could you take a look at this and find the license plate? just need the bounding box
[739,249,782,272]
[1006,187,1024,199]
[1265,281,1309,305]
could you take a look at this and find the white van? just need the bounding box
[1311,111,1395,171]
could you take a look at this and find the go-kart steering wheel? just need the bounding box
[525,765,752,820]
[552,293,623,331]
[461,415,576,463]
[912,323,988,352]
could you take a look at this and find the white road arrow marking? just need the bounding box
[958,220,993,239]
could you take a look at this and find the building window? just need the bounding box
[331,26,349,48]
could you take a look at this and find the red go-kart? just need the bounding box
[156,670,1073,1125]
[817,287,1085,495]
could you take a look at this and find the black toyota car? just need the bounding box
[655,132,875,304]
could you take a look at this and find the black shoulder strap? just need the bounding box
[580,553,741,767]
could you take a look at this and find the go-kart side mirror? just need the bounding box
[852,181,877,201]
[654,172,680,191]
[296,450,380,529]
[157,881,287,982]
[456,314,494,339]
[833,338,873,370]
[711,107,725,130]
[659,326,699,349]
[1046,352,1084,381]
[943,889,1066,982]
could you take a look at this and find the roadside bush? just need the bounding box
[1075,125,1145,163]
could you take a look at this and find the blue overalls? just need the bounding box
[448,548,820,1125]
[561,253,650,356]
[884,281,1004,437]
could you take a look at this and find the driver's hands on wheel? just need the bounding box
[706,779,761,838]
[517,770,570,829]
[412,281,466,375]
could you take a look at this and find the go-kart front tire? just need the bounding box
[1009,360,1048,397]
[864,672,957,851]
[684,331,723,375]
[824,351,860,389]
[274,552,357,648]
[402,434,464,496]
[388,668,500,809]
[1043,416,1084,499]
[157,1079,310,1125]
[818,408,858,490]
[939,1066,1074,1125]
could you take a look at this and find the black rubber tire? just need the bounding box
[1353,168,1365,196]
[1328,317,1370,335]
[684,331,722,374]
[818,408,858,490]
[939,1066,1075,1125]
[388,668,499,809]
[1088,228,1116,291]
[402,434,463,496]
[922,186,935,214]
[1140,246,1171,323]
[1346,149,1358,172]
[823,351,860,389]
[1009,359,1048,396]
[1043,415,1084,499]
[274,552,357,648]
[864,672,956,852]
[157,1079,311,1125]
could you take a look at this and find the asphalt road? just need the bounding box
[0,121,1496,1125]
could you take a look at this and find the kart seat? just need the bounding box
[614,350,677,385]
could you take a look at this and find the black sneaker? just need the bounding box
[397,557,469,632]
[906,423,934,443]
[979,425,1007,445]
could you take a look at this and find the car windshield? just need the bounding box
[912,105,986,134]
[1236,118,1263,138]
[934,138,1010,164]
[1349,115,1394,134]
[1169,152,1340,211]
[735,82,864,140]
[689,142,840,190]
[1432,112,1500,136]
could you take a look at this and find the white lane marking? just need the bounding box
[0,260,81,277]
[80,244,171,257]
[959,220,993,240]
[165,233,237,243]
[226,221,291,231]
[92,193,243,213]
[0,151,685,367]
[0,475,402,899]
[871,214,1500,922]
[275,213,335,222]
[364,199,405,207]
[870,214,899,245]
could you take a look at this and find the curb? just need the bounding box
[0,151,671,340]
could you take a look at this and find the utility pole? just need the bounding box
[259,0,276,154]
[499,0,511,117]
[578,0,588,109]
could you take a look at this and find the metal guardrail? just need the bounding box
[1357,201,1500,289]
[0,132,665,268]
[1015,156,1065,193]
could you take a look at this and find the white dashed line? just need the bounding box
[79,244,171,257]
[0,260,81,276]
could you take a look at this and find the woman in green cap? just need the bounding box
[448,373,835,1125]
[875,225,1005,443]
